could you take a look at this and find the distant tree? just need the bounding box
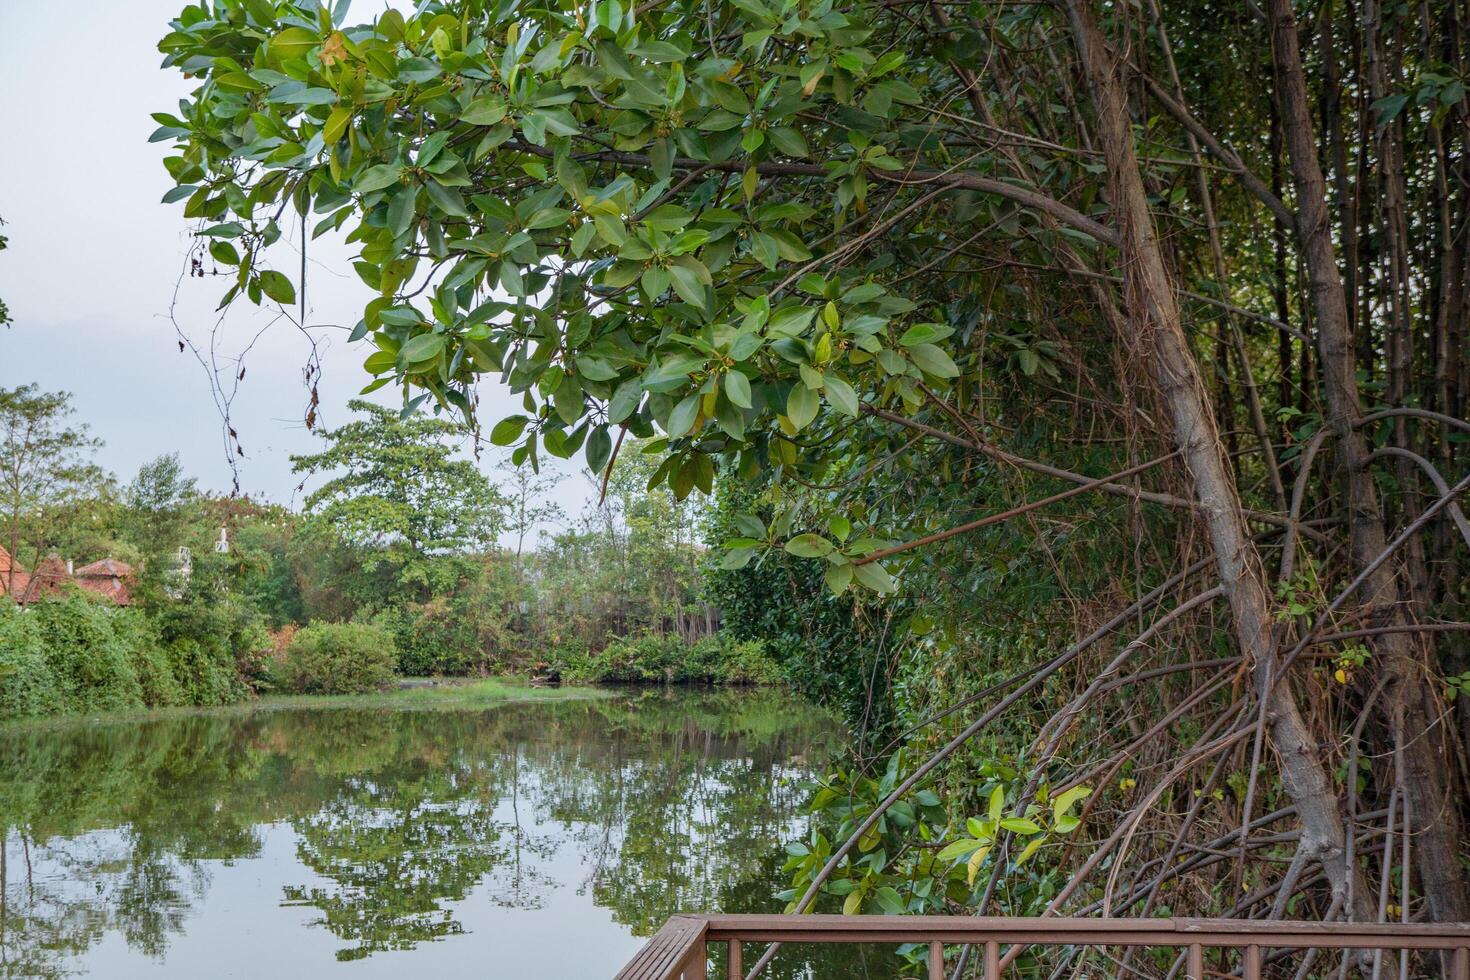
[124,453,199,570]
[495,459,563,560]
[0,385,104,589]
[291,399,506,563]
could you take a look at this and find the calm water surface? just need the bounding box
[0,689,872,978]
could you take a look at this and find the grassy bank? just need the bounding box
[0,677,608,732]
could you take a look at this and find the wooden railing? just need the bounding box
[615,915,1470,980]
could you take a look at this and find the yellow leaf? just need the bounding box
[966,845,992,885]
[319,32,349,66]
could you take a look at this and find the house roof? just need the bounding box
[76,557,134,578]
[20,554,72,604]
[74,557,135,605]
[0,545,30,601]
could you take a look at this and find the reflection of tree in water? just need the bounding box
[284,784,509,960]
[0,690,842,972]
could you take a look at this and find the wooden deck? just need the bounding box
[615,914,1470,979]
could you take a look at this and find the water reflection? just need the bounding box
[0,690,857,978]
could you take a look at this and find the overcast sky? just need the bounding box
[0,1,594,537]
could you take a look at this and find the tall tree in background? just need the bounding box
[157,0,1470,939]
[291,400,506,562]
[0,385,103,591]
[125,453,200,574]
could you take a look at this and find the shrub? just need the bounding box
[148,588,260,705]
[27,591,144,712]
[560,632,783,685]
[274,622,396,695]
[0,601,63,716]
[116,610,185,708]
[377,592,510,676]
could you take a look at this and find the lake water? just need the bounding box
[0,688,876,979]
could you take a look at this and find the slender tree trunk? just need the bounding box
[1065,0,1377,923]
[1270,100,1295,416]
[1267,0,1470,925]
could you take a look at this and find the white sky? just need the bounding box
[0,0,594,537]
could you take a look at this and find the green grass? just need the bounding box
[0,676,609,733]
[255,676,610,710]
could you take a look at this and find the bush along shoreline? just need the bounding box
[552,633,783,686]
[1,590,783,722]
[0,590,267,718]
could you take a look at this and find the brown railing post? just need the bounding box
[1453,946,1468,980]
[1243,943,1261,980]
[1186,942,1204,980]
[928,941,944,980]
[727,939,741,979]
[984,939,1000,980]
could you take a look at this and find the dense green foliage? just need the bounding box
[273,621,397,694]
[703,479,886,737]
[0,591,264,717]
[149,0,1470,950]
[558,632,781,685]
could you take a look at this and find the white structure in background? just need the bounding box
[214,527,229,554]
[165,546,193,599]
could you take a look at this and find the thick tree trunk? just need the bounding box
[1266,0,1470,925]
[1064,0,1377,923]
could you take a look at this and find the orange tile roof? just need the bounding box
[74,558,136,605]
[0,545,29,600]
[20,554,71,604]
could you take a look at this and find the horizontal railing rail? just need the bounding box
[615,914,1470,980]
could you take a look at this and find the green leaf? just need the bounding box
[269,27,319,61]
[874,887,905,915]
[824,374,859,416]
[824,562,853,594]
[398,332,446,365]
[586,425,612,473]
[209,241,241,265]
[988,786,1005,822]
[460,96,507,125]
[852,561,896,593]
[936,838,986,862]
[668,262,707,310]
[355,164,402,194]
[257,270,296,304]
[425,181,468,217]
[323,105,352,143]
[668,393,700,438]
[575,356,620,382]
[787,384,818,430]
[1052,786,1092,818]
[491,415,529,445]
[608,378,642,424]
[898,323,953,346]
[724,370,753,408]
[785,533,834,558]
[909,343,960,378]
